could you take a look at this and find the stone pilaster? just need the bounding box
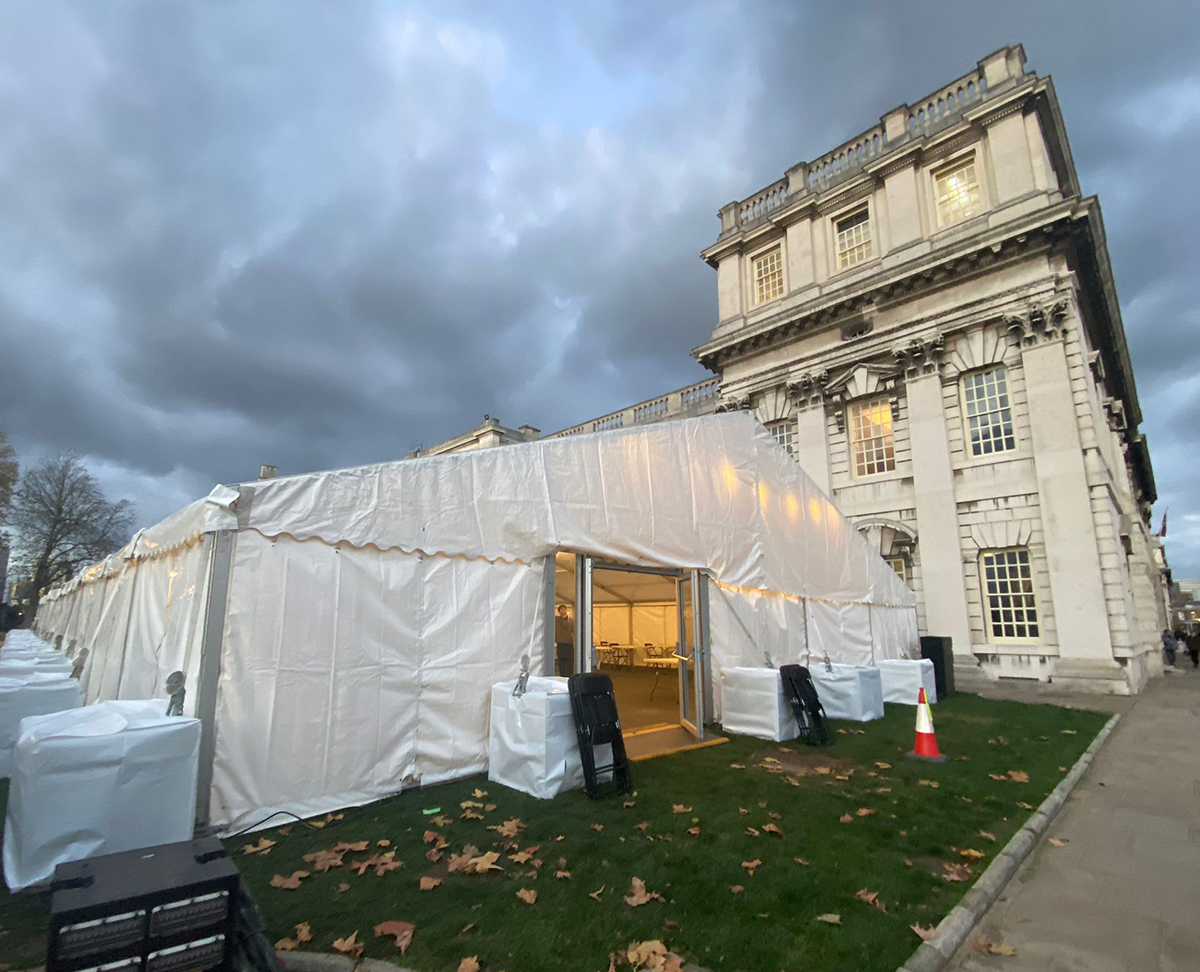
[787,373,831,493]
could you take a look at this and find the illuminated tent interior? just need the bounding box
[35,412,917,828]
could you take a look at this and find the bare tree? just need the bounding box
[12,453,134,600]
[0,427,17,526]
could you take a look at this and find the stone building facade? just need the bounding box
[552,46,1170,693]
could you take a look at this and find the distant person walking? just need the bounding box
[1162,629,1178,667]
[1186,630,1200,669]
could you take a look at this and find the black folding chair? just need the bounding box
[567,673,633,800]
[779,664,832,747]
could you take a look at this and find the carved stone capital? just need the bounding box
[714,394,753,413]
[1006,297,1069,347]
[786,370,830,411]
[892,333,946,380]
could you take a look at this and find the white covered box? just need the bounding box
[3,700,201,890]
[876,659,937,705]
[0,673,83,778]
[810,664,884,722]
[720,667,797,741]
[0,656,74,677]
[488,677,607,799]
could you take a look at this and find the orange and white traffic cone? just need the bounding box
[907,686,947,763]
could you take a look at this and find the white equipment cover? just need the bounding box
[0,673,82,777]
[487,677,597,799]
[810,664,885,722]
[719,667,797,741]
[876,659,938,705]
[35,413,917,826]
[2,631,51,652]
[2,700,201,890]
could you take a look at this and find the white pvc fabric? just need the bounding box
[36,413,919,828]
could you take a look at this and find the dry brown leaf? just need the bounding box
[1018,800,1035,810]
[588,885,605,901]
[911,923,937,941]
[337,882,350,893]
[1048,836,1068,847]
[426,848,444,863]
[302,849,344,872]
[741,858,762,876]
[942,861,973,882]
[275,938,298,951]
[624,876,665,906]
[461,810,484,820]
[1061,729,1077,735]
[373,921,415,954]
[814,766,832,775]
[472,787,488,798]
[918,779,939,789]
[855,807,876,818]
[762,823,783,836]
[815,913,842,925]
[555,869,571,879]
[515,887,538,905]
[839,813,853,824]
[420,876,441,891]
[876,786,892,794]
[423,829,449,847]
[874,761,892,769]
[432,814,454,827]
[509,849,534,864]
[242,837,276,856]
[854,888,887,912]
[973,939,1017,956]
[1008,770,1030,783]
[686,827,700,836]
[988,773,1007,781]
[294,922,313,944]
[457,958,481,972]
[277,825,293,836]
[794,856,810,866]
[269,870,309,890]
[591,823,604,832]
[729,762,745,769]
[459,800,483,810]
[623,800,636,808]
[745,826,760,837]
[490,818,526,838]
[333,930,364,958]
[634,821,650,831]
[460,923,476,935]
[484,803,497,812]
[784,775,802,787]
[333,841,369,853]
[464,851,503,874]
[671,804,693,813]
[960,848,985,861]
[729,884,744,894]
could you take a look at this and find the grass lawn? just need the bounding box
[0,693,1107,972]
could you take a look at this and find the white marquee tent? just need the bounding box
[35,413,917,828]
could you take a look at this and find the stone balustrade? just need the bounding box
[738,178,789,228]
[550,377,720,438]
[904,69,987,138]
[807,124,887,192]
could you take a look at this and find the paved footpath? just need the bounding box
[947,667,1200,972]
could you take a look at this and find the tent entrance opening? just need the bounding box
[553,554,707,737]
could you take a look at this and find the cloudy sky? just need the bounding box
[1,1,1197,571]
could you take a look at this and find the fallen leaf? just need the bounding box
[942,861,973,882]
[627,940,672,971]
[509,849,534,864]
[839,813,853,824]
[242,837,276,856]
[729,762,745,769]
[591,823,605,832]
[634,821,650,831]
[814,766,832,775]
[432,814,454,827]
[854,888,887,912]
[815,913,842,925]
[426,848,444,863]
[876,786,892,794]
[1018,801,1035,810]
[332,841,368,853]
[269,871,309,890]
[275,938,298,951]
[686,827,700,836]
[373,921,414,955]
[1048,837,1069,847]
[978,830,997,842]
[988,773,1008,781]
[302,849,344,872]
[729,885,744,894]
[973,939,1017,956]
[745,826,760,837]
[1007,770,1030,783]
[337,882,350,893]
[333,930,365,959]
[555,869,571,879]
[918,779,939,789]
[1061,729,1077,735]
[277,825,293,836]
[741,858,762,877]
[472,787,488,798]
[761,756,780,765]
[490,818,526,838]
[855,807,876,818]
[457,958,481,972]
[624,877,665,906]
[762,823,783,836]
[484,803,497,812]
[960,848,985,861]
[459,800,483,810]
[589,885,605,901]
[423,830,449,847]
[460,923,475,935]
[911,923,937,941]
[294,922,313,944]
[875,761,892,769]
[784,775,802,786]
[420,876,441,891]
[516,888,538,905]
[461,810,484,820]
[794,856,810,866]
[671,804,693,813]
[464,851,503,874]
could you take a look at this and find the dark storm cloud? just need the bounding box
[1,1,1197,572]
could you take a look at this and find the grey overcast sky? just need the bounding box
[1,1,1198,573]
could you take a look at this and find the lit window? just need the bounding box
[767,419,795,458]
[934,156,982,226]
[886,556,909,586]
[981,548,1040,641]
[849,398,895,476]
[836,207,872,268]
[752,246,784,306]
[961,366,1016,457]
